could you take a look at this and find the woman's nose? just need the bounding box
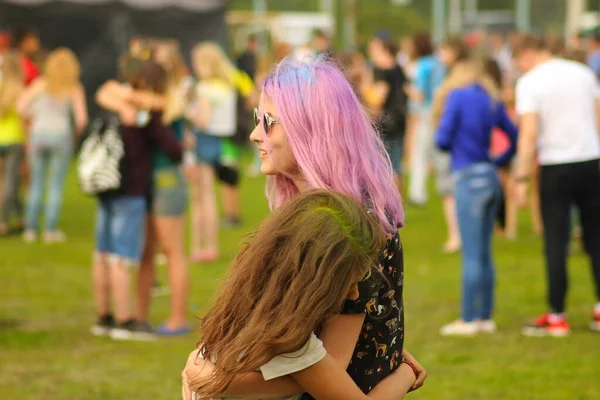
[249,124,261,143]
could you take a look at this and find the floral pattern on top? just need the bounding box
[301,231,404,397]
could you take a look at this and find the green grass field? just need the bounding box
[1,161,599,400]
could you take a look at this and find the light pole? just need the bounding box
[516,0,531,32]
[432,0,447,43]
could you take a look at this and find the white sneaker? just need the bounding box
[440,320,479,336]
[478,319,497,334]
[44,231,67,244]
[23,230,37,243]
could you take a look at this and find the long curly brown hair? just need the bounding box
[194,190,387,398]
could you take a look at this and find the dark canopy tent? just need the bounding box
[0,0,230,115]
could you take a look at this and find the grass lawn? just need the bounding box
[1,159,599,400]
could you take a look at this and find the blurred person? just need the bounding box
[567,31,586,52]
[398,36,418,172]
[546,35,567,58]
[217,51,257,228]
[0,31,11,54]
[18,48,87,243]
[0,51,25,235]
[184,55,426,398]
[514,35,600,336]
[182,191,418,400]
[406,33,449,208]
[490,32,512,73]
[434,60,518,336]
[566,48,588,64]
[311,28,331,56]
[186,42,237,263]
[485,58,519,239]
[412,35,464,253]
[237,34,258,83]
[13,27,40,85]
[587,32,600,78]
[134,42,191,336]
[92,57,182,340]
[339,51,368,102]
[364,31,408,190]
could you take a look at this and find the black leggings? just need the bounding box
[540,159,600,313]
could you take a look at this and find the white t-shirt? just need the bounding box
[196,79,237,137]
[516,58,600,165]
[198,333,326,400]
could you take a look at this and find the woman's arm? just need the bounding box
[435,90,460,151]
[292,353,415,400]
[184,314,365,398]
[72,84,89,134]
[494,103,519,166]
[16,78,45,116]
[186,97,210,130]
[183,352,416,400]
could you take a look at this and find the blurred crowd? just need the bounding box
[1,24,600,340]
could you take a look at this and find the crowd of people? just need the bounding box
[2,22,600,399]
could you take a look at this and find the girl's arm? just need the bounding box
[16,78,45,116]
[72,84,89,134]
[435,90,460,151]
[292,353,415,400]
[184,352,415,400]
[493,103,519,166]
[187,313,365,398]
[185,96,210,130]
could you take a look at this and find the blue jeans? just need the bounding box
[455,163,502,322]
[25,135,72,231]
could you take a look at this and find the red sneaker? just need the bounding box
[590,312,600,332]
[522,313,570,337]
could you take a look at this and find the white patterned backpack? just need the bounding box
[77,116,125,195]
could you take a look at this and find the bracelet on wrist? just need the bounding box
[401,360,418,380]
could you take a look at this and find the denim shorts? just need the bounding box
[95,196,146,267]
[195,132,221,165]
[152,167,188,217]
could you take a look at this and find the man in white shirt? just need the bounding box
[514,34,600,337]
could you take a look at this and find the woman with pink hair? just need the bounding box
[183,56,427,397]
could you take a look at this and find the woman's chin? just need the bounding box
[260,163,277,176]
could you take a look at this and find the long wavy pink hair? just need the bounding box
[261,56,404,232]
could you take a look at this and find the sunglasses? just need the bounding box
[254,108,279,134]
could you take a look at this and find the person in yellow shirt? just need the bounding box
[216,66,255,228]
[0,51,25,235]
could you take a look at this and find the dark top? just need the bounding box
[374,65,408,138]
[111,111,182,197]
[301,230,405,397]
[236,51,256,83]
[153,117,185,171]
[436,84,518,171]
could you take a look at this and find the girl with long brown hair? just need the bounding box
[184,190,417,400]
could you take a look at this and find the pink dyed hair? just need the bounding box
[262,55,404,232]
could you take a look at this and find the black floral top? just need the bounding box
[301,231,405,397]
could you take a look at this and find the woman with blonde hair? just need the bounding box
[434,60,518,336]
[186,42,237,262]
[18,47,88,243]
[0,51,25,235]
